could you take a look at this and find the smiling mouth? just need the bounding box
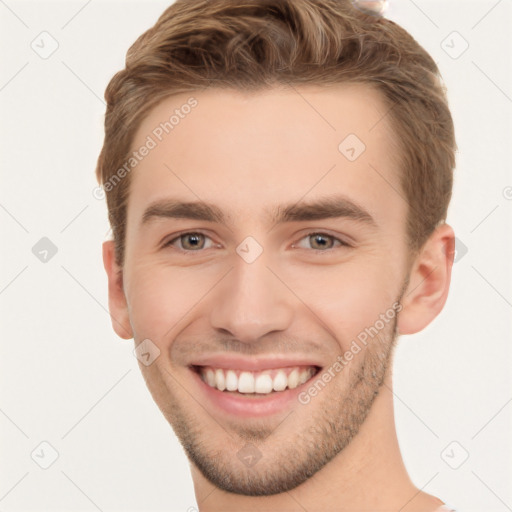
[190,364,322,395]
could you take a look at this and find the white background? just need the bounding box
[0,1,511,510]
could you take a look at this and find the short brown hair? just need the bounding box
[95,0,456,267]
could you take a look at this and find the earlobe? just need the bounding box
[397,223,455,335]
[102,241,134,340]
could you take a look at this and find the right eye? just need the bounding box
[163,232,218,253]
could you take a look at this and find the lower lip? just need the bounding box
[189,366,319,418]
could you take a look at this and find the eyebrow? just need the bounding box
[141,195,377,229]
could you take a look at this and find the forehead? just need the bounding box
[126,83,404,230]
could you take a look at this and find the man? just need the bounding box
[96,0,458,510]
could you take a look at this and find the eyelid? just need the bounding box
[291,231,351,251]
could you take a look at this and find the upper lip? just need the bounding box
[189,355,322,372]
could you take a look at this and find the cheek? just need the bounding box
[283,258,399,349]
[124,263,219,340]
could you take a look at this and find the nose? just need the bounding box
[209,251,294,344]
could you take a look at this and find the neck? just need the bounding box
[191,369,443,511]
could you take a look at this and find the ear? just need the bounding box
[102,241,134,339]
[397,223,455,335]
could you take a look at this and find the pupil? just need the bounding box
[313,234,329,249]
[184,234,202,249]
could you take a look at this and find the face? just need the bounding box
[105,84,419,495]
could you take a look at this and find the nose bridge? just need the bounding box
[209,248,294,343]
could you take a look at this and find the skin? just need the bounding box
[103,84,455,511]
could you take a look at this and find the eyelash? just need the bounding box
[162,231,351,254]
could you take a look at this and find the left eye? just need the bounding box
[292,232,349,251]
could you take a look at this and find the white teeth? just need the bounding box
[225,370,238,391]
[273,370,288,391]
[205,368,215,387]
[215,368,226,391]
[199,366,317,394]
[254,373,273,394]
[298,368,310,385]
[287,369,300,389]
[238,372,255,393]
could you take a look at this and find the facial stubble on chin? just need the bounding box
[150,305,401,497]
